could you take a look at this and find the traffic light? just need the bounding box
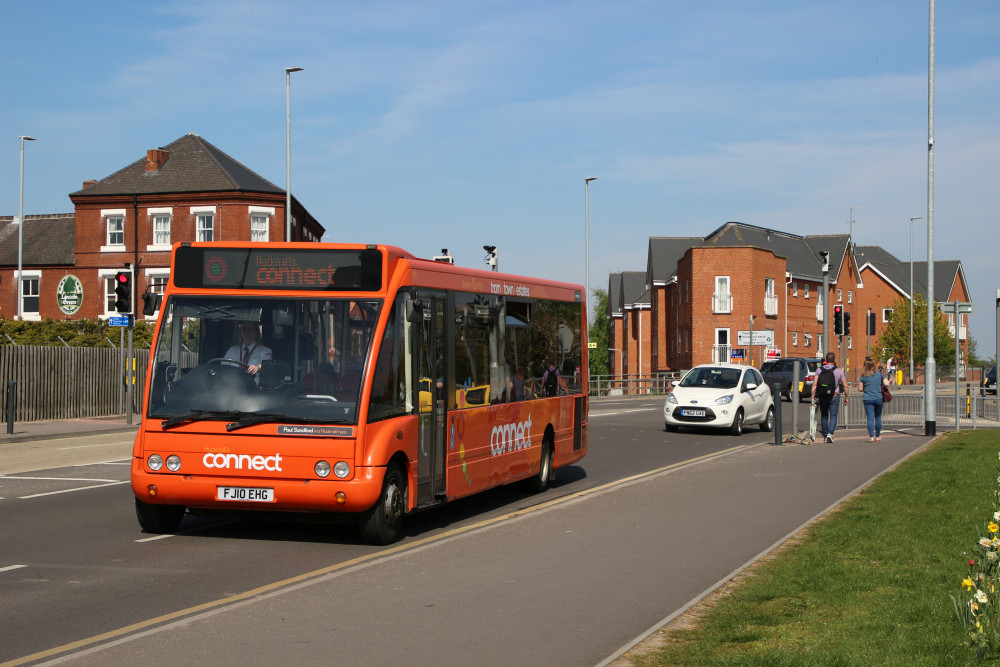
[833,305,843,335]
[843,311,852,336]
[113,269,134,315]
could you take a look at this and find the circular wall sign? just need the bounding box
[57,274,84,315]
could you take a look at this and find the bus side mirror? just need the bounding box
[405,297,424,323]
[142,291,162,316]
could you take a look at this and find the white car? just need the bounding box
[664,363,775,435]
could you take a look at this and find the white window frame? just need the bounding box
[19,270,42,321]
[837,288,842,303]
[847,290,853,304]
[804,332,812,348]
[847,335,853,350]
[192,206,215,242]
[99,269,121,319]
[882,308,893,323]
[146,207,172,251]
[804,284,810,299]
[250,206,274,243]
[792,282,798,297]
[792,332,798,347]
[100,208,127,252]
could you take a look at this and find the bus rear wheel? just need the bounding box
[359,462,407,545]
[135,497,185,533]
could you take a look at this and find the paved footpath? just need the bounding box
[12,422,941,667]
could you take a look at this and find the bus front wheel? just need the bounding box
[359,462,407,545]
[526,439,554,493]
[135,497,185,533]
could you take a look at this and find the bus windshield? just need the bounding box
[147,295,381,426]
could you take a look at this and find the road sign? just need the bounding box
[108,315,131,327]
[737,330,774,346]
[939,301,973,314]
[765,348,781,361]
[730,348,745,359]
[587,342,597,349]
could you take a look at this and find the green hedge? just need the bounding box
[0,318,154,348]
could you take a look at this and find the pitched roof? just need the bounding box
[648,237,699,283]
[0,214,75,266]
[621,271,649,308]
[855,246,966,304]
[70,133,285,198]
[608,272,622,317]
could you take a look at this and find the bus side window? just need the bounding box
[368,296,407,422]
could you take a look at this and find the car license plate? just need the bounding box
[681,409,706,417]
[217,486,274,502]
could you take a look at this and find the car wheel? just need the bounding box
[760,406,775,432]
[729,409,744,436]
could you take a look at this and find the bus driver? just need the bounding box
[224,322,272,377]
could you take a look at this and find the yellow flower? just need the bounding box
[989,522,999,534]
[964,577,976,591]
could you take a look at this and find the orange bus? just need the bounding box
[131,242,588,544]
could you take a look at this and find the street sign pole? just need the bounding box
[126,315,134,426]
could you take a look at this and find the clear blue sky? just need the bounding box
[2,1,997,356]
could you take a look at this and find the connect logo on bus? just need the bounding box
[490,416,532,457]
[203,452,283,472]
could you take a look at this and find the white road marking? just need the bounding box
[0,564,28,573]
[2,476,120,483]
[19,481,129,499]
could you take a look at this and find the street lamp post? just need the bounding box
[17,135,36,321]
[285,66,303,242]
[584,177,597,319]
[909,216,922,383]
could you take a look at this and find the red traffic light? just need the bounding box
[115,272,130,284]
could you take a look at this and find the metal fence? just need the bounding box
[589,373,682,397]
[1,346,149,422]
[785,389,1000,431]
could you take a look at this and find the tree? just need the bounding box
[588,288,610,377]
[874,293,956,369]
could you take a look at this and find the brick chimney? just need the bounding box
[82,179,97,189]
[145,148,170,172]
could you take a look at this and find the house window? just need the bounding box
[792,282,798,297]
[882,308,893,323]
[20,273,40,319]
[251,213,269,242]
[153,214,171,246]
[847,290,853,304]
[713,276,732,313]
[804,333,812,348]
[104,274,117,314]
[197,213,214,241]
[847,335,853,350]
[792,332,798,347]
[837,288,842,303]
[804,284,810,299]
[107,215,125,246]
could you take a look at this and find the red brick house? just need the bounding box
[1,133,324,321]
[609,222,970,383]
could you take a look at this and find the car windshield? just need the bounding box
[680,367,741,389]
[146,295,381,425]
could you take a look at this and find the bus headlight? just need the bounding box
[333,461,351,479]
[165,455,182,472]
[148,454,164,471]
[315,460,331,478]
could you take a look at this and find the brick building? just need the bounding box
[609,222,970,382]
[1,133,324,321]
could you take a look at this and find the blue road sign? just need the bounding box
[730,348,745,359]
[108,315,131,327]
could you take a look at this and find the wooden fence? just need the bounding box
[1,346,149,422]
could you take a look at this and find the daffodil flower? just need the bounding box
[976,590,989,604]
[988,522,998,534]
[964,577,976,591]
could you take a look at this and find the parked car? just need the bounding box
[983,366,997,395]
[664,363,775,435]
[760,357,824,402]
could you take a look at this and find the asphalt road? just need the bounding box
[0,398,937,666]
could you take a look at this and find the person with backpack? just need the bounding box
[810,352,849,443]
[541,360,561,397]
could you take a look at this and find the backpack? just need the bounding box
[543,368,559,396]
[816,365,837,398]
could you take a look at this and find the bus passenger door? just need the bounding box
[414,293,447,507]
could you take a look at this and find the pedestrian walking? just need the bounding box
[811,352,849,443]
[859,357,890,442]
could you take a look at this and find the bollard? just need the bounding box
[6,381,15,435]
[771,382,783,445]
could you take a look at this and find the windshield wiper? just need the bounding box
[225,413,344,432]
[161,410,248,430]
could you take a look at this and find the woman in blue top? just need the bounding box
[858,357,890,442]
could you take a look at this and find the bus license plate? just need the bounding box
[681,409,706,417]
[217,487,274,502]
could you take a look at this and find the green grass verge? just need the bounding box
[640,430,1000,666]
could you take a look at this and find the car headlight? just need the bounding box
[712,394,734,406]
[333,461,351,479]
[147,454,164,471]
[315,460,331,478]
[666,393,678,404]
[165,455,182,472]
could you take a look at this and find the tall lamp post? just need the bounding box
[285,66,303,242]
[584,177,597,319]
[909,216,922,383]
[17,135,36,321]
